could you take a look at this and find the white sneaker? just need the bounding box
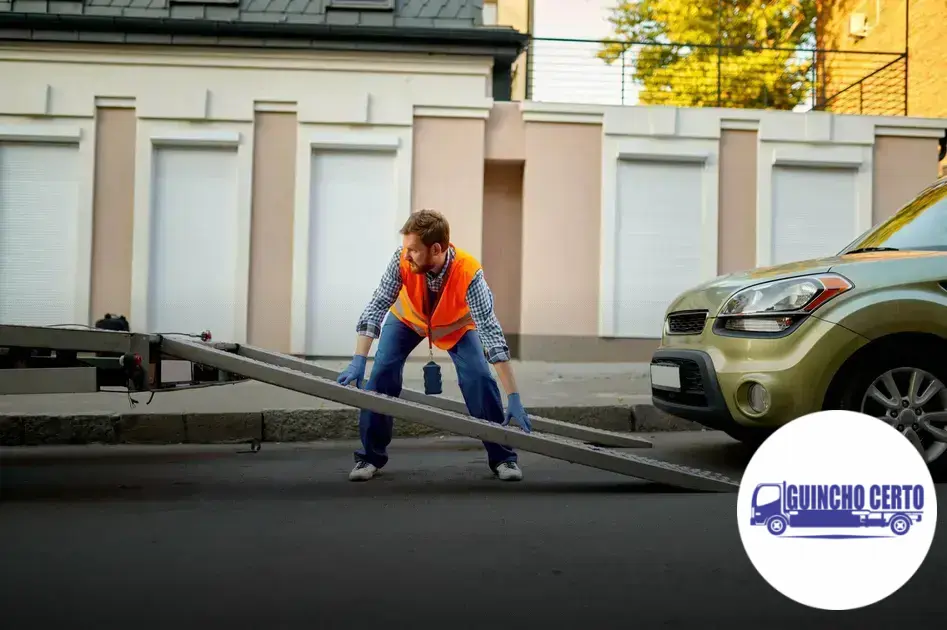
[349,461,377,481]
[495,461,523,481]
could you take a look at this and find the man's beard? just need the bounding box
[408,261,433,274]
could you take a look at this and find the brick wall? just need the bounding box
[817,0,947,175]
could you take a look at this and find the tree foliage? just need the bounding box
[598,0,818,109]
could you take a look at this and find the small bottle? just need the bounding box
[423,360,442,396]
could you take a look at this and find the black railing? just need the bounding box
[815,53,907,116]
[525,37,907,116]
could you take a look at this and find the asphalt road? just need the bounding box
[1,434,944,629]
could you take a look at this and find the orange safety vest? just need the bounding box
[389,244,480,351]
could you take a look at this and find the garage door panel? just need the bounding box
[771,166,857,265]
[0,143,80,326]
[148,146,239,340]
[306,151,397,357]
[614,160,704,338]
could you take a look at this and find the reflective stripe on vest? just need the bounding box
[390,298,475,342]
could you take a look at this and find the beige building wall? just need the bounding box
[412,117,487,260]
[27,106,947,362]
[2,45,945,362]
[247,111,297,354]
[518,120,613,360]
[467,106,944,361]
[89,107,136,322]
[26,106,947,362]
[481,161,524,339]
[872,135,942,223]
[717,130,758,275]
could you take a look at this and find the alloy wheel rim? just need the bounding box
[860,367,947,464]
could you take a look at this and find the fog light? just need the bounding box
[747,382,770,413]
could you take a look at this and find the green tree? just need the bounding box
[598,0,818,109]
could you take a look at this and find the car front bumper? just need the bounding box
[650,314,869,435]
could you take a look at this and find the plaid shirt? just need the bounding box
[356,246,512,363]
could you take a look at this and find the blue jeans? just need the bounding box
[354,315,518,471]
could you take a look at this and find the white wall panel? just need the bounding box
[130,122,253,339]
[0,143,80,326]
[147,146,240,340]
[771,166,858,264]
[290,127,412,355]
[614,160,706,337]
[599,131,719,338]
[304,150,398,357]
[756,142,872,267]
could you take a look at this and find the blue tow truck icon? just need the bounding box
[750,481,925,537]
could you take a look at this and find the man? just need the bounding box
[336,209,532,482]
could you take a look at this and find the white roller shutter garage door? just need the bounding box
[614,160,705,338]
[148,146,239,340]
[0,142,81,326]
[306,150,397,357]
[771,166,858,265]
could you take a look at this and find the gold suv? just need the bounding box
[651,176,947,475]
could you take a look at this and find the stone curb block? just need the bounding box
[0,403,705,447]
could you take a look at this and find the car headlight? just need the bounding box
[717,273,853,333]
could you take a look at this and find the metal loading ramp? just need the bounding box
[162,338,740,493]
[231,343,652,450]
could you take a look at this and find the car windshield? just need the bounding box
[839,179,947,254]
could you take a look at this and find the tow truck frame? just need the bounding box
[0,324,739,492]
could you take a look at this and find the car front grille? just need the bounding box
[666,310,708,335]
[651,357,707,407]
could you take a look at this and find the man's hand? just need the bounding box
[337,355,367,388]
[503,393,532,433]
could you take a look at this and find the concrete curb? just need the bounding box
[0,403,705,447]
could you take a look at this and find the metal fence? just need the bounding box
[525,37,907,116]
[815,52,907,116]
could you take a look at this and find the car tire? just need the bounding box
[836,350,947,482]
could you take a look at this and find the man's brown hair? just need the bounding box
[400,209,450,249]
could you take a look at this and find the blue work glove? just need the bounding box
[503,393,532,433]
[337,355,367,388]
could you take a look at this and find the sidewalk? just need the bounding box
[0,360,700,446]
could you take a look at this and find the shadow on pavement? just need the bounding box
[0,432,759,502]
[0,474,730,502]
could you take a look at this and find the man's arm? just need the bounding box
[353,247,404,356]
[465,270,520,396]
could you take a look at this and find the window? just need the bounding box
[755,485,781,507]
[840,181,947,254]
[327,0,395,9]
[483,1,498,25]
[170,0,239,4]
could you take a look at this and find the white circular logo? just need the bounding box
[737,409,938,611]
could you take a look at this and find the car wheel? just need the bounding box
[838,351,947,479]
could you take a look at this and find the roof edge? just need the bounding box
[0,12,530,61]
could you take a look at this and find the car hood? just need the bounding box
[668,250,947,315]
[826,249,947,280]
